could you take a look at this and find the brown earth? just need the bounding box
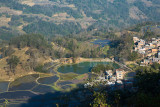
[0,47,53,81]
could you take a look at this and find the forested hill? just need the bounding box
[0,0,160,39]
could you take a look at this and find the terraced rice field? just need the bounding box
[0,61,119,106]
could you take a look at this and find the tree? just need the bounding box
[91,64,114,76]
[127,64,160,107]
[128,51,139,61]
[34,65,47,73]
[68,39,78,57]
[135,65,160,93]
[91,92,110,107]
[151,62,160,70]
[143,28,156,40]
[7,55,19,74]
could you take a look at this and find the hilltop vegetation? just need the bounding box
[0,33,110,80]
[0,0,160,39]
[0,1,160,106]
[1,22,160,76]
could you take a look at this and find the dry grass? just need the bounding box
[39,73,53,78]
[0,47,54,81]
[75,73,88,80]
[129,6,147,20]
[20,0,35,6]
[59,73,78,81]
[0,57,8,69]
[0,16,11,27]
[13,47,30,62]
[0,7,22,15]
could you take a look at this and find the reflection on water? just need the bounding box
[58,62,119,74]
[0,91,37,99]
[38,76,59,85]
[0,61,119,106]
[92,39,111,47]
[7,74,39,91]
[0,82,9,93]
[9,82,38,91]
[32,85,56,94]
[124,72,136,81]
[127,72,136,77]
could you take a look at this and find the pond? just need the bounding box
[92,39,111,47]
[58,62,119,74]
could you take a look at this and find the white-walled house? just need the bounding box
[116,69,125,80]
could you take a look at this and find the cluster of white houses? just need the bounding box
[105,69,125,81]
[133,37,160,65]
[105,69,127,88]
[84,69,128,89]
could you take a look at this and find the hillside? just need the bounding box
[0,0,160,39]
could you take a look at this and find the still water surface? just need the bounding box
[58,62,119,74]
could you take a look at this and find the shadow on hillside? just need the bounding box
[20,87,92,107]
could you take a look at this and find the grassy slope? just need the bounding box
[0,47,52,81]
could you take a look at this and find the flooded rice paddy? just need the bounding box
[0,61,119,106]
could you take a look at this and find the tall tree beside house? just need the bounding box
[151,62,160,70]
[143,29,156,40]
[128,51,139,61]
[108,33,134,62]
[118,34,134,62]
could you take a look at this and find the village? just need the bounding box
[84,36,160,90]
[84,68,134,90]
[133,37,160,66]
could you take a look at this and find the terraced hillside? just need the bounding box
[0,0,160,39]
